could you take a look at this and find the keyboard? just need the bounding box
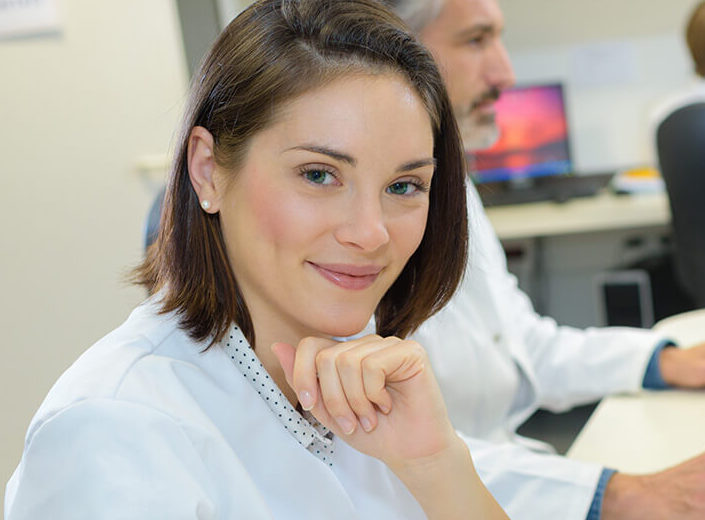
[476,172,615,207]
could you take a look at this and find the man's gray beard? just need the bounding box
[457,112,500,152]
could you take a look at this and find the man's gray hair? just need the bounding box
[382,0,444,32]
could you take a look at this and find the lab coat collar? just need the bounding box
[219,324,333,451]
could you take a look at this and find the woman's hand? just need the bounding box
[271,335,456,467]
[272,335,509,519]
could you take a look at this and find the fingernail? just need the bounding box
[298,390,314,411]
[360,416,373,432]
[379,404,390,414]
[336,416,355,435]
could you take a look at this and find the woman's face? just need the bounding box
[216,73,435,344]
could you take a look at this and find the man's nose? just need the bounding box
[485,39,516,91]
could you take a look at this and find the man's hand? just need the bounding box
[602,452,705,519]
[660,343,705,388]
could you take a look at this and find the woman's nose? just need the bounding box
[333,195,390,252]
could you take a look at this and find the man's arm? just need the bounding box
[466,183,665,411]
[659,343,705,388]
[463,434,603,519]
[602,453,705,520]
[464,433,705,520]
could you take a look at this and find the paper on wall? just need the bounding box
[0,0,62,39]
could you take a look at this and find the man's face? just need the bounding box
[419,0,515,151]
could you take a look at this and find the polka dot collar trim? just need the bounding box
[221,325,335,466]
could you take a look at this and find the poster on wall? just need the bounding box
[0,0,62,39]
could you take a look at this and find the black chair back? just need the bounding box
[656,102,705,307]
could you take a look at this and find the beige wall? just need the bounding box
[502,0,699,48]
[0,0,188,505]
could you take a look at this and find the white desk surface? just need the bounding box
[566,310,705,474]
[485,190,671,241]
[653,309,705,346]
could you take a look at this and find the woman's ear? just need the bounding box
[187,126,221,213]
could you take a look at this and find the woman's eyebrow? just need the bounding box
[286,145,356,166]
[398,158,436,173]
[286,145,435,172]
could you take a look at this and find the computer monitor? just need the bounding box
[472,82,572,184]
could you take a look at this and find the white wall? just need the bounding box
[501,0,701,172]
[0,0,188,503]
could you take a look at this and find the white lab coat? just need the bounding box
[5,302,425,520]
[410,183,668,519]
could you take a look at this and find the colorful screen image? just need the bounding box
[472,83,572,184]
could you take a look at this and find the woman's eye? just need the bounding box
[387,181,418,196]
[302,168,336,185]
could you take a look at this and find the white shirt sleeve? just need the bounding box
[460,433,602,520]
[467,183,662,414]
[5,399,273,520]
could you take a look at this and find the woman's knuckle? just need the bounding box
[405,339,426,356]
[337,351,361,371]
[322,395,346,412]
[360,356,377,372]
[347,394,369,410]
[315,349,336,370]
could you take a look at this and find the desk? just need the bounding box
[483,190,672,327]
[485,190,671,241]
[652,308,705,346]
[566,310,705,473]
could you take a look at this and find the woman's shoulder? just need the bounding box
[8,301,274,519]
[7,391,273,520]
[27,299,232,440]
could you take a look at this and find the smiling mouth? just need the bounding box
[308,262,382,290]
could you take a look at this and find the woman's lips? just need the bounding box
[308,262,382,290]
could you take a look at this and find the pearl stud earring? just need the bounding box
[201,200,211,211]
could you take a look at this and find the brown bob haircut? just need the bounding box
[687,1,705,77]
[135,0,468,348]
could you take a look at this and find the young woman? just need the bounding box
[6,1,507,518]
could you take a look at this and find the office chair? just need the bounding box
[656,102,705,308]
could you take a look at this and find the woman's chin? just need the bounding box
[315,317,372,341]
